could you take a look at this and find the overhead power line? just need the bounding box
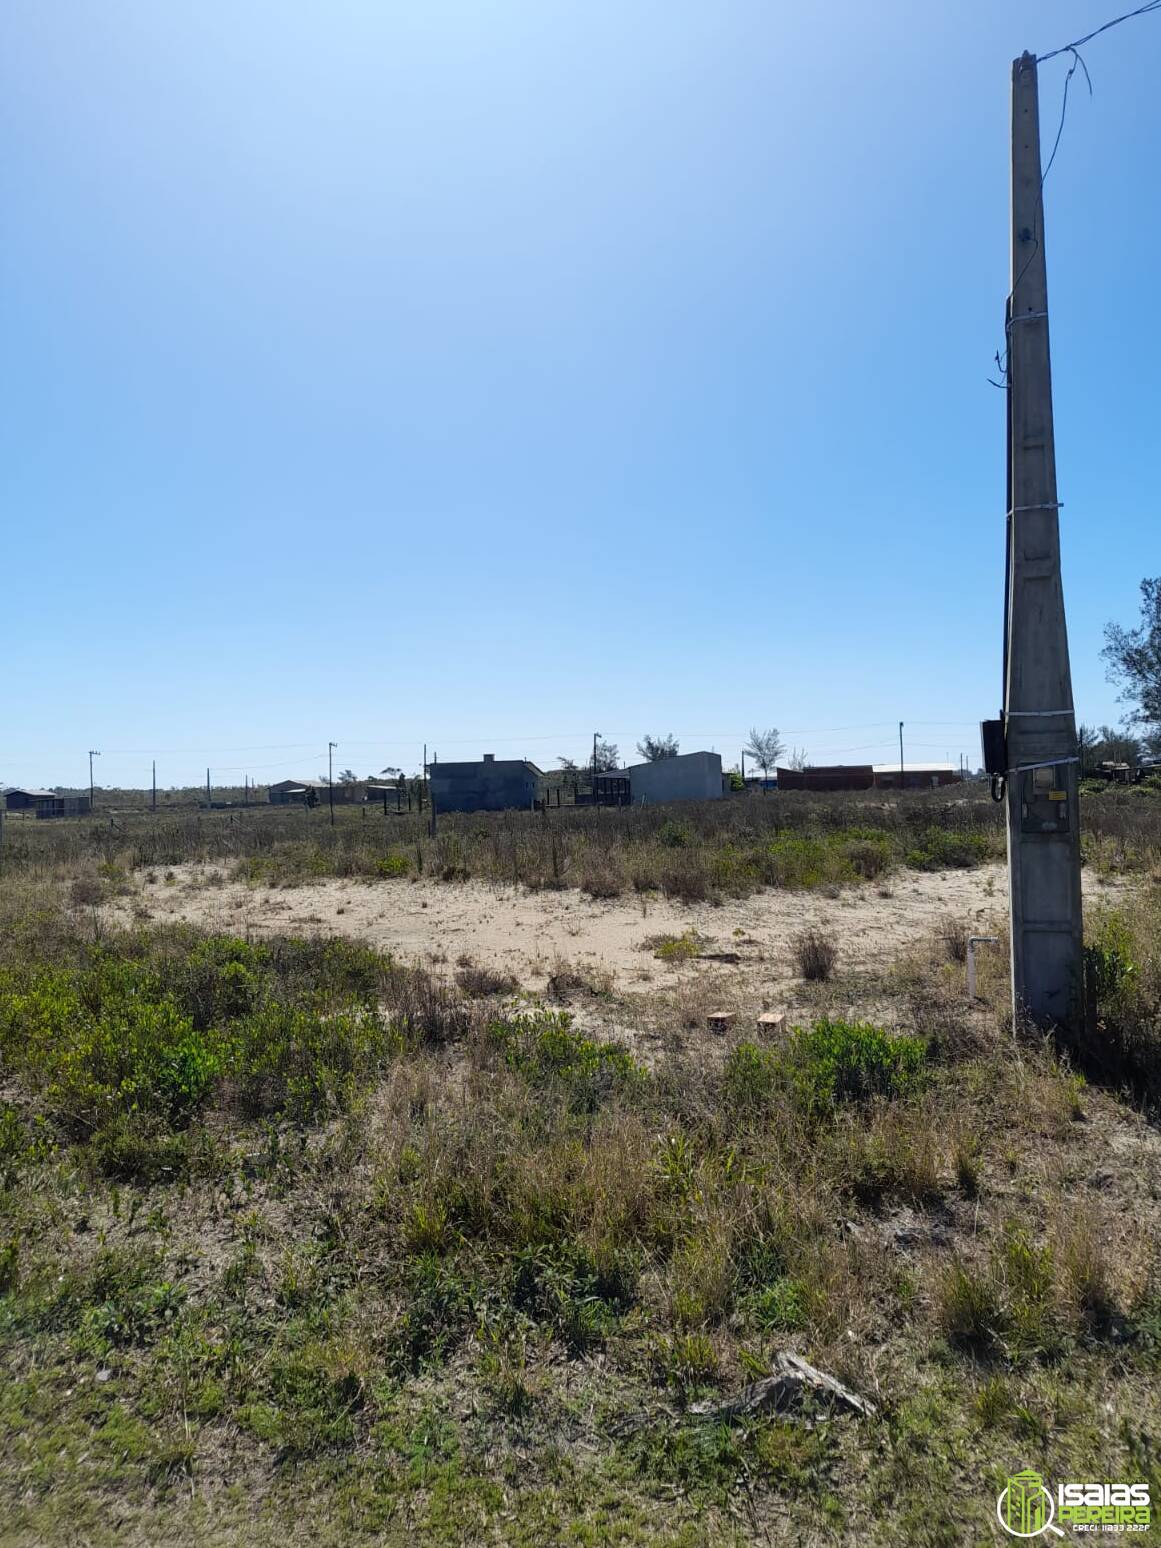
[991,1,1160,390]
[1037,0,1161,63]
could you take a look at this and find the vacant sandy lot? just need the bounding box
[113,862,1022,983]
[110,859,1123,994]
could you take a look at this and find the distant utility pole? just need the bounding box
[152,759,157,812]
[1001,52,1083,1032]
[206,768,211,810]
[88,749,100,810]
[328,742,337,827]
[898,722,904,789]
[592,730,599,795]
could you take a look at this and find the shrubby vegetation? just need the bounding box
[1,785,1016,901]
[7,781,1161,908]
[0,869,1159,1542]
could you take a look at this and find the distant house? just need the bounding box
[4,788,56,811]
[776,765,875,793]
[3,788,90,818]
[776,763,961,793]
[267,778,363,806]
[428,754,542,813]
[611,751,724,805]
[37,795,91,819]
[871,763,961,790]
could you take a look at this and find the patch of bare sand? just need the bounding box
[115,862,1039,982]
[109,863,1134,1063]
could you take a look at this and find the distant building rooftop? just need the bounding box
[871,763,958,775]
[433,758,543,776]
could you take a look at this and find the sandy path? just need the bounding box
[115,864,1033,989]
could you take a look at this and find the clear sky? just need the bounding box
[2,1,1157,789]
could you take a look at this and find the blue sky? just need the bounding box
[2,1,1157,788]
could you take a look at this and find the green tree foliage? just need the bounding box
[1103,578,1161,752]
[636,734,680,762]
[742,727,784,779]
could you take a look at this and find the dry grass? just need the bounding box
[793,926,838,982]
[1,850,1161,1545]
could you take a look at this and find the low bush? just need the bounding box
[786,1018,926,1115]
[488,1011,640,1112]
[0,928,479,1165]
[648,931,704,963]
[906,828,993,871]
[455,962,519,997]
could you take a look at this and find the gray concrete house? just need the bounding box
[617,751,723,804]
[428,754,542,813]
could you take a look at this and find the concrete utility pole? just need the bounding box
[1003,52,1083,1031]
[88,750,100,810]
[206,768,211,810]
[328,741,337,827]
[898,722,905,788]
[151,759,157,812]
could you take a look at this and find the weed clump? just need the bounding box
[455,961,519,997]
[793,927,838,982]
[648,931,705,963]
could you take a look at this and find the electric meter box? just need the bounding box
[980,719,1007,776]
[1020,764,1071,834]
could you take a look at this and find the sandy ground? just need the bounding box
[109,861,1079,983]
[106,862,1133,1057]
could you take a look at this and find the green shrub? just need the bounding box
[1084,911,1137,1008]
[906,828,993,870]
[0,965,220,1132]
[376,852,410,878]
[722,1041,779,1111]
[786,1019,926,1115]
[761,836,849,890]
[0,1102,53,1185]
[842,835,893,880]
[650,931,704,963]
[489,1011,640,1111]
[175,936,268,1026]
[229,1001,391,1119]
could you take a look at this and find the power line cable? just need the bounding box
[991,1,1160,387]
[1037,0,1161,62]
